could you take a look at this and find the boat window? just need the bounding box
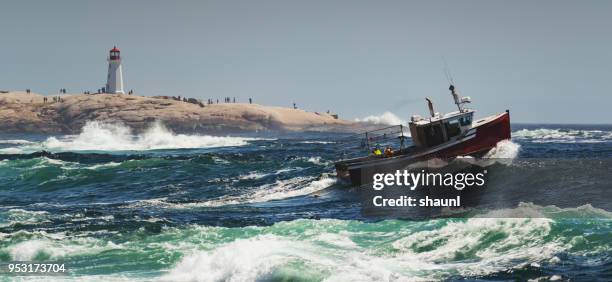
[424,124,445,146]
[445,119,461,138]
[459,115,472,126]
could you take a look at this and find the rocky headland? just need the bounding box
[0,91,370,134]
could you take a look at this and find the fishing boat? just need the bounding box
[335,84,511,186]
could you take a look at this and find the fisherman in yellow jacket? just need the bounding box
[372,145,382,156]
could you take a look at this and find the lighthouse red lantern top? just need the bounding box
[109,46,120,60]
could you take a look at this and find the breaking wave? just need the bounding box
[237,167,303,181]
[299,141,336,144]
[0,139,35,145]
[0,202,609,281]
[513,128,612,143]
[132,177,337,208]
[293,156,332,166]
[484,139,521,159]
[190,176,335,207]
[355,111,406,125]
[0,121,264,153]
[160,203,610,281]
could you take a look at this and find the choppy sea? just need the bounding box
[0,121,610,281]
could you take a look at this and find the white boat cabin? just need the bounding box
[408,110,474,148]
[408,84,475,149]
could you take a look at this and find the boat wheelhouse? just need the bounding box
[409,109,474,149]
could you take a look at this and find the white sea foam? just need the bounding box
[0,156,124,173]
[0,209,51,228]
[7,236,118,261]
[238,171,269,180]
[237,167,303,181]
[2,204,604,281]
[163,234,411,282]
[9,240,51,261]
[314,232,358,249]
[25,157,82,171]
[484,139,521,159]
[300,156,331,166]
[355,111,406,125]
[156,177,336,208]
[0,121,264,153]
[85,162,122,170]
[0,139,35,145]
[163,206,570,281]
[392,219,559,277]
[513,128,612,143]
[163,235,297,282]
[299,141,336,144]
[205,177,335,207]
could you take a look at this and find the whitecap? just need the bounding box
[299,141,336,144]
[292,156,331,166]
[85,162,122,170]
[355,112,406,126]
[512,128,612,143]
[0,121,265,153]
[305,156,330,166]
[157,177,337,208]
[163,235,296,282]
[0,139,35,145]
[484,139,521,159]
[7,236,118,261]
[161,210,568,281]
[238,171,269,180]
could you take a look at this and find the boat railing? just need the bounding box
[336,124,410,155]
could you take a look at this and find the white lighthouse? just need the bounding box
[106,46,124,94]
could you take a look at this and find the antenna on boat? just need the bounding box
[442,57,471,112]
[442,56,455,85]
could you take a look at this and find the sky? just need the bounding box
[1,0,611,123]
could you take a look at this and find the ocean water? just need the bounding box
[0,121,610,281]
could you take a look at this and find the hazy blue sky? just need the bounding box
[1,0,611,123]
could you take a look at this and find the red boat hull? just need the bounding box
[433,110,511,158]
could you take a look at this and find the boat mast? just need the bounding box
[443,59,467,112]
[449,84,463,112]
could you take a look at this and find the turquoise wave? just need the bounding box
[0,204,610,281]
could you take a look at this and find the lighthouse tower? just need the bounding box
[106,46,124,94]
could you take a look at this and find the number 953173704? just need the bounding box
[5,263,66,275]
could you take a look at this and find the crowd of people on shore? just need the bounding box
[172,95,205,107]
[154,95,255,107]
[16,88,265,110]
[42,96,64,103]
[204,97,253,105]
